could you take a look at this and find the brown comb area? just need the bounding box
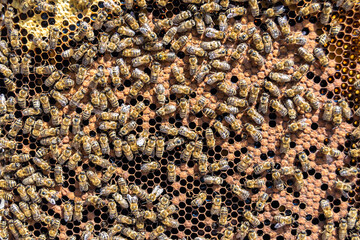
[0,0,359,240]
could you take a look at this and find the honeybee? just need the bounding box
[195,64,211,83]
[314,47,329,67]
[235,221,250,240]
[332,105,343,126]
[273,169,285,190]
[209,48,228,60]
[10,29,21,50]
[26,185,41,203]
[192,12,205,35]
[154,84,166,105]
[244,211,261,227]
[217,206,229,227]
[224,114,241,131]
[165,137,184,151]
[177,20,195,33]
[10,203,26,221]
[247,108,265,125]
[245,179,265,189]
[263,5,285,17]
[212,121,229,139]
[173,10,192,24]
[277,16,290,37]
[334,179,353,197]
[62,201,74,222]
[329,20,342,36]
[218,81,237,96]
[298,47,315,64]
[347,207,358,229]
[291,65,309,82]
[226,7,247,18]
[149,226,165,240]
[319,199,333,220]
[338,99,352,119]
[299,3,321,16]
[244,123,262,142]
[231,43,248,61]
[73,200,83,222]
[10,153,30,163]
[186,46,206,58]
[339,218,347,240]
[274,214,295,229]
[322,222,335,240]
[162,27,178,46]
[8,119,23,139]
[191,192,207,207]
[252,32,264,52]
[154,51,176,62]
[317,33,331,47]
[321,100,334,122]
[248,49,265,67]
[231,184,250,200]
[235,153,252,173]
[205,27,226,40]
[141,160,160,173]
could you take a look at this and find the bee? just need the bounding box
[244,123,262,142]
[205,27,226,40]
[166,137,185,151]
[216,206,229,227]
[201,107,216,119]
[162,27,178,46]
[231,184,250,200]
[25,185,41,203]
[318,2,333,25]
[231,43,248,61]
[192,12,205,35]
[173,10,192,24]
[245,178,265,189]
[10,29,21,50]
[109,137,121,157]
[319,199,333,220]
[338,99,352,119]
[195,64,211,83]
[140,160,159,174]
[157,103,178,117]
[154,84,167,105]
[149,226,165,240]
[347,207,358,229]
[235,153,252,173]
[226,7,247,18]
[320,100,334,122]
[299,3,321,16]
[313,47,329,67]
[248,49,265,67]
[255,93,270,115]
[128,184,147,201]
[10,203,26,221]
[177,19,196,33]
[297,47,316,64]
[276,16,290,37]
[122,141,134,161]
[191,192,207,207]
[334,179,353,197]
[332,105,343,126]
[217,103,239,115]
[122,13,139,31]
[321,222,335,240]
[154,51,177,62]
[223,114,241,132]
[247,108,265,125]
[209,61,230,74]
[317,33,331,47]
[274,214,295,229]
[235,221,250,240]
[179,141,194,161]
[338,218,347,240]
[272,169,285,190]
[208,48,228,60]
[243,211,260,227]
[339,166,360,177]
[185,46,206,58]
[147,185,164,203]
[218,81,237,96]
[71,199,83,222]
[154,19,173,32]
[263,5,285,17]
[212,121,229,139]
[251,32,264,52]
[329,20,342,36]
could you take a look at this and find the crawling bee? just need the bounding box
[298,47,315,64]
[191,192,207,208]
[252,32,264,52]
[339,166,360,177]
[347,207,358,229]
[195,64,211,83]
[231,184,250,200]
[255,192,269,212]
[288,119,307,132]
[204,175,224,185]
[205,27,226,40]
[244,211,261,226]
[320,199,333,220]
[231,43,248,60]
[339,218,347,240]
[314,47,329,67]
[248,49,265,67]
[282,99,295,118]
[334,179,353,197]
[226,7,247,18]
[322,222,335,240]
[264,5,285,17]
[245,179,265,189]
[244,123,262,142]
[274,214,295,229]
[141,160,160,173]
[218,81,237,96]
[299,3,321,16]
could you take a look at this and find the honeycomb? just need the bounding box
[0,0,359,239]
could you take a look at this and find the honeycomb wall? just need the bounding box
[0,0,359,240]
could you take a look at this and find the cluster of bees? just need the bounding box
[0,0,358,239]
